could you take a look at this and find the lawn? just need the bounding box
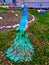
[0,8,49,65]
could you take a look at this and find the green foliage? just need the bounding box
[13,8,22,12]
[28,9,49,41]
[44,44,49,56]
[0,7,8,12]
[0,7,22,12]
[0,30,16,51]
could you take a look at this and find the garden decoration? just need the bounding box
[8,7,13,12]
[0,16,2,20]
[37,9,47,14]
[6,3,34,62]
[40,9,47,14]
[15,14,18,17]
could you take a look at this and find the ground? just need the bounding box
[0,12,33,32]
[0,8,49,65]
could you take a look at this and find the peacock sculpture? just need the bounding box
[6,3,34,62]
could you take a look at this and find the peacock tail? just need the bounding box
[6,3,34,62]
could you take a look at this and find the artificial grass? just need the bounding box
[0,9,49,65]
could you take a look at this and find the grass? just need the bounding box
[28,9,49,40]
[0,7,8,12]
[0,7,22,12]
[0,9,49,65]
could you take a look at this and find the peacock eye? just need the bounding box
[22,34,24,37]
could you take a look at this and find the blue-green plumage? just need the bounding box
[6,3,34,62]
